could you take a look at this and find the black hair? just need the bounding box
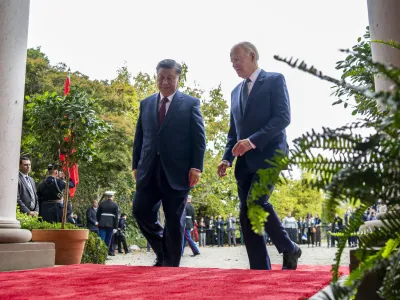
[156,59,182,75]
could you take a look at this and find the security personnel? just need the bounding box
[117,213,130,254]
[97,191,119,255]
[37,164,73,223]
[182,195,200,256]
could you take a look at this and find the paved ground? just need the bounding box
[106,243,350,268]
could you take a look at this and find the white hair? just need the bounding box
[231,42,259,61]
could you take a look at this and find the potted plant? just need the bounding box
[249,30,400,299]
[25,87,110,264]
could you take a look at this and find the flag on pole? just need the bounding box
[60,151,79,198]
[60,70,79,197]
[64,70,71,95]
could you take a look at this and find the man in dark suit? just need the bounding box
[37,165,74,223]
[97,191,119,256]
[86,200,99,234]
[218,42,302,270]
[132,59,206,267]
[17,156,39,216]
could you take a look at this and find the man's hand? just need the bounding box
[29,211,36,217]
[95,222,98,226]
[133,169,137,181]
[232,139,252,157]
[217,161,229,178]
[189,169,201,187]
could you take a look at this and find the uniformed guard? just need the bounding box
[37,164,73,223]
[97,191,119,255]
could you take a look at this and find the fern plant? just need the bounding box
[248,28,400,299]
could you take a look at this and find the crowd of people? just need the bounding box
[17,156,130,256]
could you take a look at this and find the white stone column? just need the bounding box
[0,0,32,243]
[367,0,400,92]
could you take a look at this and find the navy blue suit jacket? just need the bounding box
[222,70,290,172]
[132,90,206,190]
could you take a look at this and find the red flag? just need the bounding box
[59,151,79,198]
[61,71,79,197]
[64,71,70,95]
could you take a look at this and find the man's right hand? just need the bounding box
[133,169,137,181]
[29,211,36,217]
[217,161,230,178]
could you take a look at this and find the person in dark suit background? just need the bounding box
[86,200,99,234]
[37,165,73,223]
[132,59,206,267]
[17,156,39,216]
[117,213,130,254]
[97,191,119,256]
[218,42,302,270]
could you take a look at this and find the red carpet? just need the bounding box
[0,264,349,300]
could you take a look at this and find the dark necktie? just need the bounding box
[159,97,169,128]
[25,176,35,209]
[241,78,251,114]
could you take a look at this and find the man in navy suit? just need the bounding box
[218,42,302,270]
[132,59,206,267]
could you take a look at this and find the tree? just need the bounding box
[24,88,110,228]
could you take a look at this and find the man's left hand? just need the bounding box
[189,169,201,187]
[232,139,252,157]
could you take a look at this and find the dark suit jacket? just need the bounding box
[86,207,98,231]
[184,203,195,229]
[222,70,290,173]
[97,200,119,229]
[132,90,206,190]
[17,173,39,214]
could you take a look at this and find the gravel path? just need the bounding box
[106,244,350,269]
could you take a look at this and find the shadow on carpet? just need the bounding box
[0,264,349,300]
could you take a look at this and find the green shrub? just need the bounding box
[17,209,77,230]
[17,208,107,264]
[81,231,108,264]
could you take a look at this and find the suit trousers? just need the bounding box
[118,233,129,253]
[228,229,236,246]
[133,157,189,267]
[217,229,224,246]
[199,232,206,247]
[99,227,113,250]
[235,156,294,270]
[182,228,200,255]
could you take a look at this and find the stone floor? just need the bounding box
[106,243,350,268]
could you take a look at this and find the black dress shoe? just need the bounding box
[108,252,115,256]
[282,243,302,270]
[191,252,200,257]
[152,258,164,267]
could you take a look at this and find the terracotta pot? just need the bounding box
[32,229,89,265]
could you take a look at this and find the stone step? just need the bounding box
[0,242,55,271]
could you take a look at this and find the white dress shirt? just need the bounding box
[159,91,176,113]
[245,68,261,96]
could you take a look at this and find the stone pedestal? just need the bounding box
[0,243,55,271]
[0,0,55,271]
